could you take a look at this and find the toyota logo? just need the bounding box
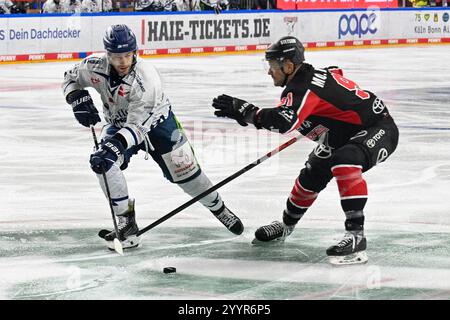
[366,139,376,148]
[372,98,385,114]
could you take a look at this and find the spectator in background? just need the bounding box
[42,0,63,12]
[409,0,429,6]
[0,0,23,13]
[135,0,164,11]
[201,0,229,13]
[161,0,178,11]
[253,0,276,9]
[175,0,201,11]
[135,0,178,11]
[228,0,241,9]
[81,0,113,12]
[63,0,82,12]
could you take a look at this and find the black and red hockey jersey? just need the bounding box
[255,63,389,150]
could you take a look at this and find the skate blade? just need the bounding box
[106,235,141,251]
[251,238,285,246]
[328,251,368,266]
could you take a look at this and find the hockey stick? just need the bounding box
[90,125,124,255]
[137,134,301,236]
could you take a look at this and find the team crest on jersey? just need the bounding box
[118,85,129,97]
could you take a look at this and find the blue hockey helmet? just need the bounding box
[103,24,137,54]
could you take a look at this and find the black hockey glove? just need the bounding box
[90,138,125,174]
[212,94,258,127]
[66,90,101,128]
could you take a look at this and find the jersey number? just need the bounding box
[331,73,370,100]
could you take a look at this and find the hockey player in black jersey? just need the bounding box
[212,36,399,265]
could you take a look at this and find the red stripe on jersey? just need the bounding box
[332,166,367,199]
[289,178,318,208]
[288,90,363,133]
[299,90,363,126]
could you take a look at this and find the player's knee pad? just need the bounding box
[298,162,333,193]
[159,140,201,184]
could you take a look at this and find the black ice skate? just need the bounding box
[212,205,244,235]
[252,221,295,245]
[104,199,140,250]
[326,232,368,265]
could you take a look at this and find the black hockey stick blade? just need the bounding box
[137,135,301,236]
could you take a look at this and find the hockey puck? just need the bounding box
[163,267,176,274]
[98,229,111,239]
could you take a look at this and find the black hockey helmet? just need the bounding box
[265,36,305,66]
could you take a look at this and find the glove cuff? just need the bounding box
[103,138,125,156]
[66,89,90,105]
[242,104,260,125]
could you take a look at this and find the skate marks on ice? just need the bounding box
[1,227,450,299]
[0,227,240,299]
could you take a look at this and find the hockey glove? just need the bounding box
[212,94,258,127]
[90,138,125,174]
[67,90,101,128]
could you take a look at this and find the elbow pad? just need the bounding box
[258,106,298,134]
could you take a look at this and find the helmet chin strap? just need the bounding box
[280,62,301,87]
[280,66,293,87]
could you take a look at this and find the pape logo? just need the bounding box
[338,13,378,39]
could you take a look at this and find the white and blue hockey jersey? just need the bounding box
[62,54,171,149]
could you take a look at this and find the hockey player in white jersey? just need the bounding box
[63,0,82,13]
[62,24,243,250]
[42,0,81,13]
[80,0,112,12]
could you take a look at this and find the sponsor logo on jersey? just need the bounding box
[338,13,378,39]
[366,129,385,148]
[314,143,332,159]
[171,149,192,168]
[306,124,329,142]
[372,98,385,114]
[376,148,389,164]
[350,130,368,140]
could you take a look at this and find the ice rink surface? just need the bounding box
[1,45,450,300]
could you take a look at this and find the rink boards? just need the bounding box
[1,8,450,63]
